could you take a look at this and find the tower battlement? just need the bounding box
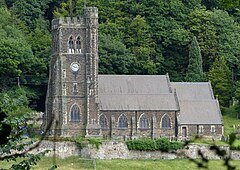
[84,7,98,18]
[51,7,98,30]
[51,17,84,30]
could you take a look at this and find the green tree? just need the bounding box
[99,33,137,74]
[186,8,217,71]
[0,88,48,169]
[27,18,51,84]
[11,0,50,30]
[208,56,232,107]
[185,36,206,82]
[0,8,38,89]
[211,9,240,80]
[124,15,157,74]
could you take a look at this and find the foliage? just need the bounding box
[11,0,50,30]
[0,88,47,169]
[185,36,206,82]
[208,56,233,107]
[186,8,217,71]
[74,137,103,149]
[0,8,37,89]
[98,33,136,74]
[126,138,183,151]
[211,9,240,80]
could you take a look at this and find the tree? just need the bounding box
[208,56,232,107]
[0,8,37,89]
[11,0,50,30]
[185,36,206,82]
[0,88,48,169]
[27,17,51,85]
[186,8,217,71]
[98,33,137,74]
[211,9,240,80]
[124,15,157,74]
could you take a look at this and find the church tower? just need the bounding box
[43,7,101,137]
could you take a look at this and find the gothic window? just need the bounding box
[70,104,80,122]
[161,114,171,129]
[76,37,81,53]
[139,114,149,129]
[118,114,128,128]
[68,36,74,53]
[99,114,107,129]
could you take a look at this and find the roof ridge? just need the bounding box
[98,75,167,77]
[171,82,209,84]
[99,93,175,95]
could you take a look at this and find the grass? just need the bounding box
[1,157,240,170]
[190,137,227,146]
[223,114,240,136]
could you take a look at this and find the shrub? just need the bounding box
[155,138,171,151]
[74,137,102,149]
[126,138,183,151]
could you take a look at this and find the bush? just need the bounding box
[74,137,102,149]
[126,138,184,151]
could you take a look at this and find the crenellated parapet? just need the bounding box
[51,7,98,30]
[84,7,98,19]
[51,17,84,30]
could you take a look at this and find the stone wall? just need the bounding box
[32,140,240,160]
[30,141,80,159]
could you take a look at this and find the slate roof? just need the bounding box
[99,75,171,94]
[98,75,179,111]
[99,94,178,111]
[171,82,223,125]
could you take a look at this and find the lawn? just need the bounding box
[1,157,240,170]
[223,114,240,136]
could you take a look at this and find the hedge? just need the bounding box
[126,138,183,151]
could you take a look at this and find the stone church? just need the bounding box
[42,7,223,140]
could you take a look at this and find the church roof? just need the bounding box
[99,75,171,94]
[98,94,178,111]
[177,100,222,124]
[171,82,214,100]
[171,82,223,125]
[98,75,179,111]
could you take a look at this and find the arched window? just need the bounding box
[99,114,107,129]
[76,37,81,53]
[161,115,171,129]
[139,114,149,129]
[68,36,74,53]
[70,104,80,122]
[118,114,128,128]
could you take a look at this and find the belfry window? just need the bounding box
[118,114,128,128]
[99,114,107,129]
[76,37,81,53]
[68,36,74,53]
[139,114,149,129]
[161,115,171,129]
[70,104,80,122]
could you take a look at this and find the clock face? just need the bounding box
[70,62,80,72]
